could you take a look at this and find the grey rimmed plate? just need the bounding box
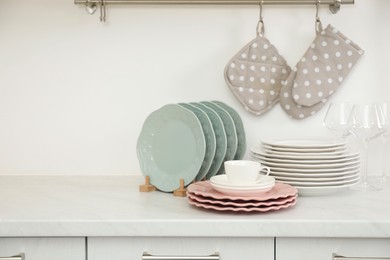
[212,100,246,160]
[136,104,206,192]
[179,103,216,181]
[190,102,227,180]
[200,101,238,175]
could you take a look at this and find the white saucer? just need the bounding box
[209,179,276,196]
[209,184,275,196]
[210,174,275,189]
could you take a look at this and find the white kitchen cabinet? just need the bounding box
[0,238,85,260]
[1,176,390,260]
[276,238,390,260]
[88,237,274,260]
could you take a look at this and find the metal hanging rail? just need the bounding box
[74,0,354,21]
[75,0,353,5]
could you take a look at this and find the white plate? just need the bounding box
[262,143,347,153]
[273,172,360,182]
[210,175,275,189]
[296,181,360,196]
[261,148,347,157]
[261,139,346,149]
[259,158,360,170]
[210,182,275,196]
[269,164,360,174]
[250,146,360,160]
[270,168,360,178]
[251,153,360,165]
[278,175,360,187]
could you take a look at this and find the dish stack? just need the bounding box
[250,139,361,196]
[186,180,298,212]
[137,101,246,192]
[209,174,276,196]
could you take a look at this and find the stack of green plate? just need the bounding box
[137,101,247,192]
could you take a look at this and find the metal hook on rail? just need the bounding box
[329,0,341,14]
[84,0,97,14]
[100,0,107,22]
[74,0,354,22]
[315,0,323,34]
[256,0,264,36]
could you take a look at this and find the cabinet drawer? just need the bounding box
[276,238,390,260]
[0,238,85,260]
[88,237,274,260]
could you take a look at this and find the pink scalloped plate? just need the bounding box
[187,196,297,212]
[187,181,297,201]
[188,192,297,207]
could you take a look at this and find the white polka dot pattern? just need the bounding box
[224,35,291,116]
[291,24,364,107]
[279,24,364,120]
[279,71,329,120]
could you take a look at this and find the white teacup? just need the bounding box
[224,160,271,185]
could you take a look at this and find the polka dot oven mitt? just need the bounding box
[291,24,364,107]
[224,35,291,116]
[280,70,327,119]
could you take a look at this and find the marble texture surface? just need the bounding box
[0,175,389,237]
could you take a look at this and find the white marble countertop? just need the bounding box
[0,175,389,238]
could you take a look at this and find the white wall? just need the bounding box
[0,0,389,175]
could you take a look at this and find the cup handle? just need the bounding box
[255,166,271,183]
[261,166,271,177]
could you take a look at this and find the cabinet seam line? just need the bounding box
[274,237,276,260]
[85,237,88,260]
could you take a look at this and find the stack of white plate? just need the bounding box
[137,101,246,192]
[250,139,361,196]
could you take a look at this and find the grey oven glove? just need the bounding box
[280,70,329,120]
[279,24,364,120]
[291,24,364,107]
[224,35,291,116]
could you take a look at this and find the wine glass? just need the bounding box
[349,104,389,191]
[379,103,390,183]
[323,103,354,140]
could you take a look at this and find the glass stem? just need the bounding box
[382,137,389,182]
[361,139,370,187]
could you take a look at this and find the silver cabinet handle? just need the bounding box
[334,253,390,260]
[142,252,219,260]
[0,253,25,260]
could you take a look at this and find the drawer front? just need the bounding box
[88,237,274,260]
[276,238,390,260]
[0,238,85,260]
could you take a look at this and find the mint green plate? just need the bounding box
[200,101,238,175]
[179,103,216,181]
[191,102,227,180]
[137,104,206,192]
[212,101,246,160]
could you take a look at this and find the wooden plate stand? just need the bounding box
[139,176,187,197]
[139,176,156,192]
